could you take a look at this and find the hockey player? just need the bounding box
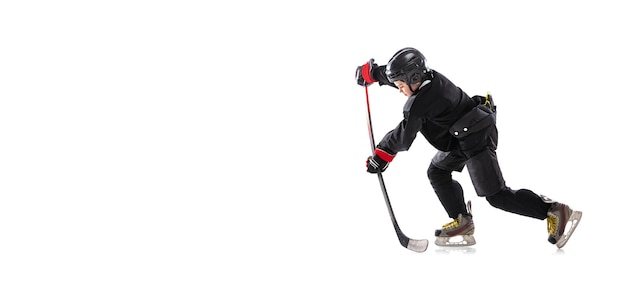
[355,47,582,248]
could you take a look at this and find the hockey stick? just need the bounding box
[364,85,428,253]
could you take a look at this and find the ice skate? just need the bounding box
[546,201,582,248]
[434,201,476,247]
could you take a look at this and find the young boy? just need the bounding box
[355,47,582,248]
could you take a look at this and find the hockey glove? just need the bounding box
[355,59,378,87]
[366,148,396,173]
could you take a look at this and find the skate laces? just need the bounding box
[442,218,460,230]
[547,214,558,235]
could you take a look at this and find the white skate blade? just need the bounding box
[556,210,582,248]
[435,234,476,247]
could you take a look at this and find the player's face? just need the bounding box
[394,81,420,97]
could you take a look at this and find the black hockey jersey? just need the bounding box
[375,69,476,153]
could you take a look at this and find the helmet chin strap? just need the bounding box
[409,74,421,94]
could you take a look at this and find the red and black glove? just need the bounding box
[366,148,396,173]
[355,59,378,87]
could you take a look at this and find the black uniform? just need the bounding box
[373,67,551,220]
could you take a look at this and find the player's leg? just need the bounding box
[429,150,475,246]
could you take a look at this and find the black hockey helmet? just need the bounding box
[385,47,430,86]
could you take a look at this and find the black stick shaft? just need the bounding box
[364,86,410,248]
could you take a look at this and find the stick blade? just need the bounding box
[407,239,429,253]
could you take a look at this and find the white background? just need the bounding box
[1,0,624,286]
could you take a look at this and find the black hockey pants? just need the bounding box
[427,106,551,220]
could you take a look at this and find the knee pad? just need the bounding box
[427,163,452,186]
[486,193,505,208]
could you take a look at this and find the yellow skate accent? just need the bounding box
[442,218,460,229]
[547,214,558,235]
